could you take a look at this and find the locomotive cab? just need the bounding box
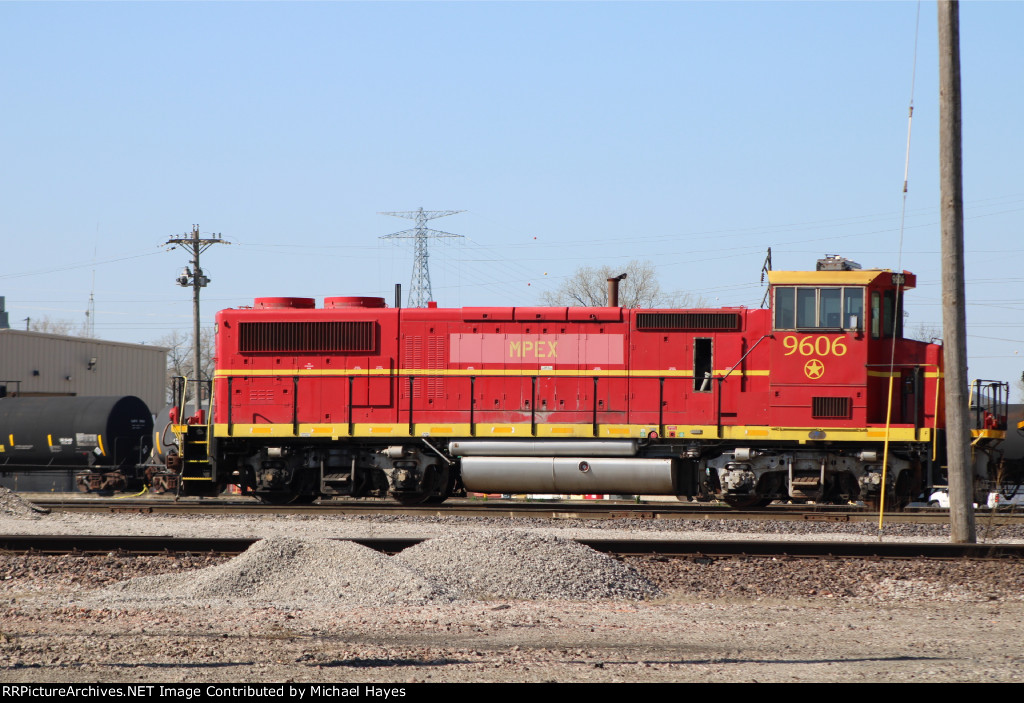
[768,256,930,429]
[716,256,940,508]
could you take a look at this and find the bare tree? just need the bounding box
[906,322,943,343]
[157,327,215,404]
[28,316,91,337]
[540,260,704,308]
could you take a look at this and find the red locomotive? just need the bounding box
[173,256,1007,507]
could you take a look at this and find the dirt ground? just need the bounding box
[2,557,1022,683]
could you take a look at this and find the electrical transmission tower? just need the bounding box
[379,208,464,308]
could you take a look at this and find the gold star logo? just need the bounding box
[804,358,825,380]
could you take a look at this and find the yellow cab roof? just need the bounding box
[767,269,916,289]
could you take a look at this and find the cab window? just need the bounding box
[819,288,842,327]
[883,290,903,338]
[871,291,881,338]
[844,288,864,330]
[774,286,864,331]
[796,289,817,328]
[775,288,795,329]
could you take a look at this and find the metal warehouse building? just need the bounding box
[0,329,167,412]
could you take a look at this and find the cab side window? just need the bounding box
[844,287,864,329]
[882,290,903,338]
[871,291,881,339]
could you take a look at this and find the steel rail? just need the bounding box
[2,534,1023,560]
[26,497,1024,525]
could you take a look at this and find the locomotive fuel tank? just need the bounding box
[459,456,680,494]
[452,440,678,495]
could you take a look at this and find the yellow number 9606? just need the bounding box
[782,335,847,357]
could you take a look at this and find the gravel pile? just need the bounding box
[98,538,449,607]
[397,529,660,601]
[0,487,48,517]
[92,532,658,608]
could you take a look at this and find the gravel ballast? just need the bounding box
[1,500,1023,682]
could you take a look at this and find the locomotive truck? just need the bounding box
[170,256,1008,507]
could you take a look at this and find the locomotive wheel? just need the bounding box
[394,491,433,506]
[423,465,457,505]
[865,492,909,512]
[257,492,304,505]
[722,495,773,508]
[393,464,452,506]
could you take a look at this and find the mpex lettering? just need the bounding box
[448,333,625,366]
[509,339,559,360]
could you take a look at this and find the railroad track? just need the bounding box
[27,495,1024,525]
[3,534,1023,560]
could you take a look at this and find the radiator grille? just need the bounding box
[239,321,375,353]
[812,397,851,419]
[403,335,446,398]
[636,312,741,331]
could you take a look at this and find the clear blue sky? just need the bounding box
[2,2,1022,395]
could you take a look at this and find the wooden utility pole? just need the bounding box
[938,1,976,543]
[165,225,228,413]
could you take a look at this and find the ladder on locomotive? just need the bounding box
[170,376,217,495]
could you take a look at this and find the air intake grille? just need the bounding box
[239,321,375,353]
[636,312,741,331]
[812,397,851,419]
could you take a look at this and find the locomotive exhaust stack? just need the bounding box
[606,273,627,307]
